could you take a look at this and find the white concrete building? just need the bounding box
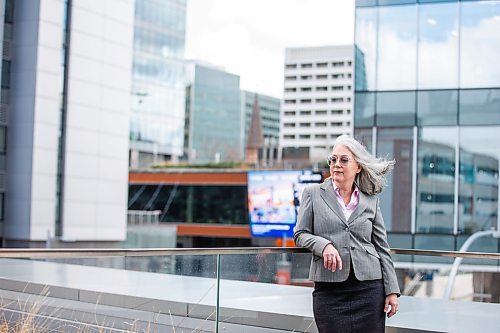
[280,45,354,166]
[4,0,134,246]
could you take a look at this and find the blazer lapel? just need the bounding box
[347,190,369,224]
[319,180,348,226]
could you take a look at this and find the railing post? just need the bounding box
[215,253,221,333]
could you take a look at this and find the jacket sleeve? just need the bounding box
[293,186,332,257]
[372,197,401,296]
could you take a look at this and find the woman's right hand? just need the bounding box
[322,244,343,272]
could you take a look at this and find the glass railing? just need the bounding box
[0,247,499,332]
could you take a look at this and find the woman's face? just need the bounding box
[329,144,361,188]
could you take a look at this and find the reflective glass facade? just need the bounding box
[354,0,500,250]
[130,0,187,161]
[185,64,242,163]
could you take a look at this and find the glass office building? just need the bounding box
[130,0,187,167]
[354,0,500,251]
[185,63,243,163]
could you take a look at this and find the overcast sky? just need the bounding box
[185,0,355,98]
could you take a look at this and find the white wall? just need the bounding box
[62,0,133,241]
[6,0,64,241]
[6,0,133,243]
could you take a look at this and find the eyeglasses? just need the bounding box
[327,155,351,166]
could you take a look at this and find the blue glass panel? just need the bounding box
[417,90,458,126]
[387,233,413,262]
[378,128,414,232]
[355,8,377,91]
[460,1,500,88]
[377,5,417,90]
[414,234,454,263]
[459,127,499,235]
[376,91,416,126]
[416,127,457,234]
[355,92,375,126]
[418,2,459,88]
[459,89,500,125]
[356,0,377,6]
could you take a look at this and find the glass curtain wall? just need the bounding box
[354,0,500,248]
[130,0,187,162]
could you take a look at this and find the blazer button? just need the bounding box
[345,227,349,232]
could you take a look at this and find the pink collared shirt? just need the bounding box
[332,180,359,220]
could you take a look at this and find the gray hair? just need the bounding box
[332,134,395,195]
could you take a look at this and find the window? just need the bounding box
[284,134,295,139]
[316,86,328,91]
[316,62,328,68]
[347,61,352,66]
[284,111,296,116]
[300,99,311,104]
[332,61,344,67]
[315,122,327,127]
[347,73,352,78]
[417,90,458,126]
[331,122,342,127]
[315,110,327,115]
[301,63,313,68]
[299,111,311,115]
[285,64,297,69]
[459,89,500,125]
[285,87,296,92]
[299,134,311,139]
[459,127,500,234]
[332,74,345,79]
[416,127,457,234]
[285,76,297,81]
[284,99,296,104]
[331,98,344,103]
[300,87,312,92]
[316,98,327,103]
[376,91,416,127]
[1,60,11,89]
[332,86,344,91]
[347,85,352,90]
[284,123,296,128]
[299,123,311,127]
[331,109,343,115]
[316,74,328,80]
[315,134,327,139]
[301,75,313,80]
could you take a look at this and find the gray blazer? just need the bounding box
[293,180,400,296]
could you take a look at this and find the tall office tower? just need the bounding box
[354,0,500,251]
[242,91,281,163]
[280,46,354,167]
[184,63,243,164]
[129,0,187,169]
[3,0,134,247]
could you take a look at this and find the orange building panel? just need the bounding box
[176,223,251,238]
[129,172,247,185]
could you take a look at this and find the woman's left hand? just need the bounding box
[384,293,398,318]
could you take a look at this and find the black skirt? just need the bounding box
[312,269,385,333]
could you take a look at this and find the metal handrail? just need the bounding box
[0,247,499,260]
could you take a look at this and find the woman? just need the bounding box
[294,135,400,333]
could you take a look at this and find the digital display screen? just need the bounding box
[248,170,322,237]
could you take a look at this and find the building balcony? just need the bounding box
[0,247,499,332]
